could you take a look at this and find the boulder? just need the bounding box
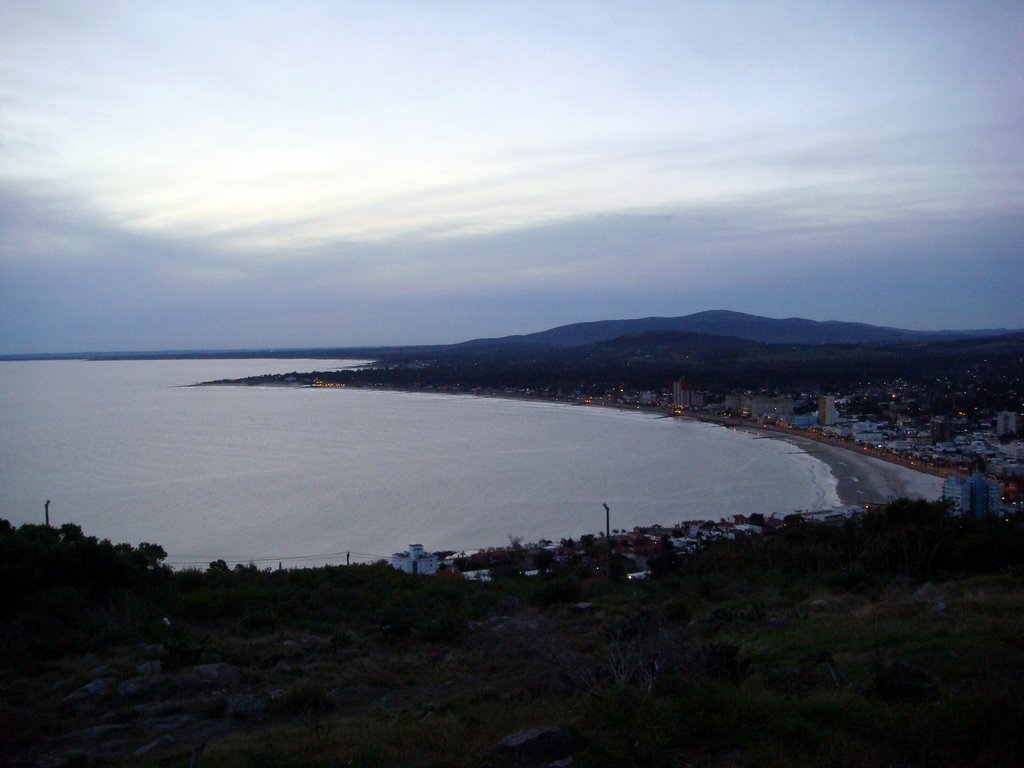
[143,714,191,734]
[132,698,192,718]
[226,693,265,720]
[913,583,946,604]
[132,735,177,757]
[195,663,242,687]
[118,675,166,699]
[63,677,117,706]
[61,724,133,743]
[137,660,163,676]
[495,727,578,764]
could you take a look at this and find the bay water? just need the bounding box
[0,359,839,566]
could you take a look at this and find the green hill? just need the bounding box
[2,503,1024,767]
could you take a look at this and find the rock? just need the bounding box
[226,693,265,720]
[496,727,578,764]
[809,599,830,610]
[913,583,946,603]
[118,674,165,698]
[195,663,242,687]
[190,718,235,742]
[63,677,117,705]
[132,735,177,757]
[132,698,192,717]
[144,714,191,733]
[929,601,947,618]
[137,660,163,676]
[51,668,106,693]
[62,724,134,743]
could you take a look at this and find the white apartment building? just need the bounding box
[390,544,439,575]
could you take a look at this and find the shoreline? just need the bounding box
[426,390,947,508]
[707,421,944,507]
[204,377,946,511]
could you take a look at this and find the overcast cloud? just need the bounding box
[2,1,1022,352]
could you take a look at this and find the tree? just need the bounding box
[534,548,555,574]
[648,535,679,577]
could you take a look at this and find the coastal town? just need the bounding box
[427,376,1021,505]
[377,374,1022,581]
[390,501,872,583]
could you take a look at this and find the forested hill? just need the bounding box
[3,310,1018,361]
[216,330,1024,401]
[457,310,1018,349]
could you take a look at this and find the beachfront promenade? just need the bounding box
[681,413,945,506]
[693,413,947,476]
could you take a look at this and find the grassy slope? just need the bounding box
[2,505,1023,767]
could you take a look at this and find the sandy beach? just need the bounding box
[744,428,944,506]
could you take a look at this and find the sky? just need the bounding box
[1,1,1022,353]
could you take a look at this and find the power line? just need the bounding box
[163,547,389,567]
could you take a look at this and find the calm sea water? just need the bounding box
[0,359,839,566]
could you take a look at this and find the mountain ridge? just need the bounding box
[2,310,1018,361]
[458,310,1018,348]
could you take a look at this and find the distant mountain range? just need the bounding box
[2,310,1019,361]
[458,310,1018,349]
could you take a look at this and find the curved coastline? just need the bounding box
[346,385,944,510]
[199,371,944,514]
[730,426,943,506]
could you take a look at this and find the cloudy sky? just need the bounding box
[1,1,1022,352]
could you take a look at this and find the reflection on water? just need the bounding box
[0,359,838,565]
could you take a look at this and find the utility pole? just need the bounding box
[45,499,50,528]
[603,503,611,577]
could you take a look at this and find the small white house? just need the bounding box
[390,544,439,575]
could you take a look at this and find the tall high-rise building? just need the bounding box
[930,416,952,444]
[817,395,837,426]
[672,377,703,411]
[942,473,1002,517]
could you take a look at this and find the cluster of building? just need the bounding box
[804,409,1023,478]
[387,506,873,580]
[942,472,1003,517]
[665,378,1022,515]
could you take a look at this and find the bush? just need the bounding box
[529,576,583,607]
